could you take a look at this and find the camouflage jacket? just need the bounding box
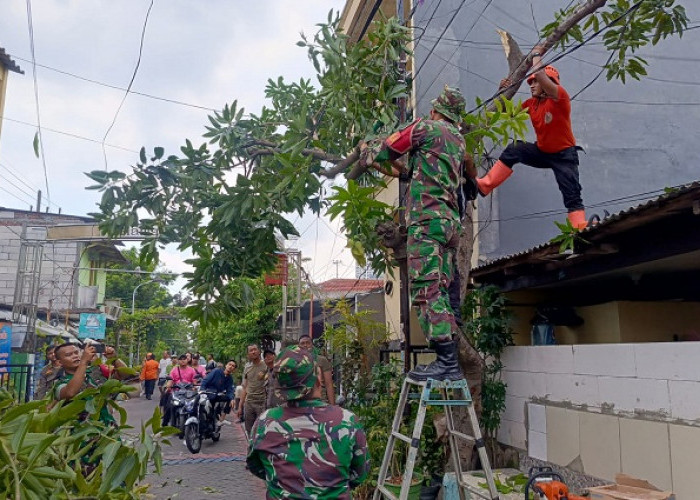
[247,399,369,499]
[372,118,466,224]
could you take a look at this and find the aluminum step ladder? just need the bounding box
[373,377,500,500]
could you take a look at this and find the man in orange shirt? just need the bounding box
[476,45,587,230]
[140,352,159,400]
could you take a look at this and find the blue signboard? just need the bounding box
[0,322,11,374]
[78,313,106,339]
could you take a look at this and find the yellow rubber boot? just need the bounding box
[476,160,513,195]
[567,209,588,230]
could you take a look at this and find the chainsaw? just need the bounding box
[524,467,587,500]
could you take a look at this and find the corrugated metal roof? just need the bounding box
[0,47,23,74]
[318,278,384,294]
[473,181,700,274]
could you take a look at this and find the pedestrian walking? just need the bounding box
[140,353,159,400]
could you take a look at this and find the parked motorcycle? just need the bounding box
[184,390,225,454]
[169,382,197,439]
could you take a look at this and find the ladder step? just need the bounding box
[376,484,399,500]
[449,430,476,442]
[390,431,412,445]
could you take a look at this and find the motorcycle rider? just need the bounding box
[200,359,236,426]
[162,354,197,426]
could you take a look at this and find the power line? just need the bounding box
[0,166,41,205]
[25,0,51,205]
[412,0,444,48]
[8,54,218,112]
[0,158,60,209]
[0,183,34,207]
[413,0,471,81]
[416,0,494,105]
[0,114,139,153]
[466,0,647,114]
[102,0,154,170]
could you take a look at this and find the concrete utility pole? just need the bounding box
[332,259,341,278]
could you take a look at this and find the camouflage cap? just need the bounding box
[274,345,318,402]
[431,85,465,124]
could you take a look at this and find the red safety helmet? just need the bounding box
[527,65,560,85]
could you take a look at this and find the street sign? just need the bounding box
[78,313,106,339]
[0,322,11,374]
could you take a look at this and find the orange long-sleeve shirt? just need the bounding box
[141,359,160,381]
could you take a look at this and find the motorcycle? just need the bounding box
[168,381,197,439]
[184,390,225,454]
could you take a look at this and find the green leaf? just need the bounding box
[33,131,40,158]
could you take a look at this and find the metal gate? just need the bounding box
[0,364,33,403]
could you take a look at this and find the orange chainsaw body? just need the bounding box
[534,480,587,500]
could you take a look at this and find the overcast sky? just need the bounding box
[0,0,358,292]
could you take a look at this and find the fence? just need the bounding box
[0,364,33,403]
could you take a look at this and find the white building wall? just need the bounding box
[498,343,700,499]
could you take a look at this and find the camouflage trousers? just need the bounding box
[407,218,461,342]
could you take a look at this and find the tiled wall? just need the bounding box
[497,343,700,499]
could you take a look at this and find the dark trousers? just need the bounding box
[144,379,156,399]
[500,141,584,211]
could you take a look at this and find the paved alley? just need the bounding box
[123,395,266,499]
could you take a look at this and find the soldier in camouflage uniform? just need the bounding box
[359,86,468,381]
[247,346,369,499]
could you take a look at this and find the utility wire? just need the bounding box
[102,0,154,170]
[25,0,51,204]
[8,54,218,112]
[416,0,494,105]
[413,0,470,81]
[0,114,139,153]
[0,158,60,209]
[466,0,646,114]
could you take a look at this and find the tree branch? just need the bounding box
[493,0,607,105]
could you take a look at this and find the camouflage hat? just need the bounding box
[431,85,465,123]
[274,345,318,402]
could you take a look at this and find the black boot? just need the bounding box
[408,341,463,381]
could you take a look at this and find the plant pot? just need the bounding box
[385,475,423,500]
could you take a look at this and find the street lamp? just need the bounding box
[129,276,164,365]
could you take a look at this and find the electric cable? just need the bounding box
[416,0,494,105]
[8,54,219,112]
[25,0,51,204]
[101,0,155,170]
[413,0,471,81]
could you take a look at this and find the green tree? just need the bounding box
[87,4,687,325]
[105,248,173,310]
[195,278,282,362]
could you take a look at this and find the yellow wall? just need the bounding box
[505,291,700,345]
[618,301,700,343]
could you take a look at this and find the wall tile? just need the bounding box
[670,424,700,500]
[502,346,530,372]
[546,406,580,467]
[573,344,636,377]
[504,370,547,399]
[634,342,700,381]
[502,395,527,424]
[528,430,547,461]
[528,345,574,374]
[545,373,600,406]
[619,418,672,491]
[598,377,670,415]
[528,403,547,434]
[579,412,621,482]
[669,380,700,421]
[497,418,527,450]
